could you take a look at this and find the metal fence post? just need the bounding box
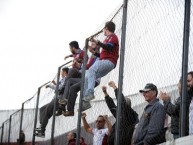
[8,115,12,145]
[51,61,72,145]
[76,39,89,145]
[180,0,191,137]
[18,103,24,145]
[0,123,4,145]
[114,0,128,144]
[32,81,50,145]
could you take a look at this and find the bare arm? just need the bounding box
[81,113,93,134]
[104,115,112,135]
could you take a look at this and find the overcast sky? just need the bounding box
[0,0,122,110]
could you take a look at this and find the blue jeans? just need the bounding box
[84,59,115,96]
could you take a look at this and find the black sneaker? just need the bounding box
[55,110,62,116]
[35,127,41,132]
[35,131,45,138]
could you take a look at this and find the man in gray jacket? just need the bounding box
[133,83,166,145]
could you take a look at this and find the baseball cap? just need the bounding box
[139,83,158,94]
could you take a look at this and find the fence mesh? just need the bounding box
[1,0,193,144]
[2,120,9,143]
[10,111,21,143]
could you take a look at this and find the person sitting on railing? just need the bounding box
[67,132,76,145]
[62,41,100,116]
[160,71,193,139]
[58,41,88,108]
[34,67,69,138]
[82,113,112,145]
[101,81,139,145]
[133,83,166,145]
[81,21,119,111]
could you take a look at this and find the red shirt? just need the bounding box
[100,33,119,66]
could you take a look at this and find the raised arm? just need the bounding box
[160,91,179,116]
[102,86,117,117]
[103,115,112,135]
[81,113,93,134]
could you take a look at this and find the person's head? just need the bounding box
[67,132,76,141]
[187,71,193,91]
[89,41,100,54]
[80,137,85,143]
[69,41,79,54]
[103,21,116,36]
[139,83,158,103]
[61,67,69,78]
[96,115,106,129]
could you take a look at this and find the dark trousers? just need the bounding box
[66,78,81,111]
[39,98,59,131]
[60,68,81,99]
[66,78,100,111]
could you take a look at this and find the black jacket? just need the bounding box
[164,91,192,136]
[105,89,138,145]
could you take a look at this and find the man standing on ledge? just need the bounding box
[82,21,119,111]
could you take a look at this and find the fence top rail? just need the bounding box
[10,109,21,117]
[58,60,72,69]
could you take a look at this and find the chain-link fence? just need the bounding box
[0,0,193,145]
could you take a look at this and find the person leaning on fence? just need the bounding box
[58,41,88,109]
[82,112,112,145]
[160,71,193,138]
[34,67,69,138]
[133,83,166,145]
[82,21,119,111]
[62,42,101,116]
[67,132,76,145]
[102,81,139,145]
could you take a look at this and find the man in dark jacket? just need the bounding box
[102,81,138,145]
[133,83,166,145]
[160,71,193,139]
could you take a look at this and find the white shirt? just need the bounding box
[189,99,193,135]
[48,77,66,91]
[92,128,108,145]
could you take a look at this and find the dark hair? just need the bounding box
[104,21,116,33]
[98,115,105,121]
[62,67,69,74]
[188,71,193,78]
[69,41,79,49]
[73,132,76,139]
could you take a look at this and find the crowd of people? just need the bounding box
[33,21,193,145]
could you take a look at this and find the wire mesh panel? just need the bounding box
[10,111,21,143]
[2,120,9,143]
[22,96,36,142]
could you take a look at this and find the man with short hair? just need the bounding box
[58,41,86,109]
[102,81,138,145]
[63,42,100,116]
[67,132,76,145]
[133,83,166,145]
[35,67,69,138]
[82,21,119,111]
[82,113,112,145]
